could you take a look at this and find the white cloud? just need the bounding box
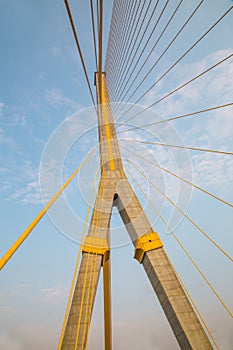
[11,323,57,350]
[0,101,4,116]
[120,133,193,232]
[192,152,233,192]
[51,46,62,58]
[140,49,233,118]
[10,115,27,127]
[117,49,233,201]
[0,99,27,128]
[40,284,68,304]
[45,88,83,113]
[3,160,41,205]
[0,127,16,147]
[206,107,233,141]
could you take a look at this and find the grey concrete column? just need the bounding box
[61,253,102,350]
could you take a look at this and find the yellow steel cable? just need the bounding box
[115,0,183,104]
[83,192,102,349]
[82,252,95,348]
[109,0,159,100]
[58,248,82,350]
[114,0,205,117]
[0,147,97,271]
[126,167,233,318]
[164,223,233,319]
[111,0,150,100]
[58,169,99,350]
[84,219,101,350]
[96,0,99,63]
[117,4,232,112]
[64,0,97,109]
[110,0,141,87]
[74,251,91,350]
[128,160,233,262]
[90,0,98,69]
[121,138,233,156]
[98,0,103,77]
[121,145,233,208]
[81,188,102,348]
[85,251,98,349]
[116,102,233,133]
[77,169,104,349]
[117,52,233,124]
[167,256,221,350]
[74,169,100,349]
[85,171,105,349]
[97,0,103,104]
[113,0,170,101]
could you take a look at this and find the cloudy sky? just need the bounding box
[0,0,233,349]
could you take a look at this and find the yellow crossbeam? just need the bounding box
[134,232,163,263]
[82,236,109,257]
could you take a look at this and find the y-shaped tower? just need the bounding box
[60,73,213,350]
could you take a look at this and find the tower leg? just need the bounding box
[117,179,213,350]
[61,253,102,350]
[61,176,114,349]
[143,249,213,349]
[60,71,213,349]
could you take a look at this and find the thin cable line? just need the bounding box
[170,259,221,349]
[112,0,152,100]
[85,251,98,349]
[111,0,160,102]
[121,145,233,208]
[106,0,134,87]
[98,0,103,105]
[106,0,130,70]
[114,0,205,117]
[116,0,183,104]
[108,0,139,95]
[74,251,91,350]
[105,1,127,83]
[80,171,100,348]
[106,0,131,97]
[121,138,233,156]
[114,0,171,102]
[117,53,233,124]
[126,166,233,318]
[58,170,98,349]
[105,1,122,94]
[98,0,103,74]
[169,229,233,318]
[85,179,103,348]
[0,146,97,271]
[126,168,221,347]
[123,5,233,108]
[58,250,82,350]
[81,252,95,348]
[90,0,98,69]
[129,160,233,262]
[107,0,159,98]
[96,0,99,66]
[116,102,233,133]
[83,170,108,348]
[105,0,120,72]
[64,0,96,108]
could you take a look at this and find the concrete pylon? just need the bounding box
[60,73,213,350]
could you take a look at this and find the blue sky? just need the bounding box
[0,0,233,349]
